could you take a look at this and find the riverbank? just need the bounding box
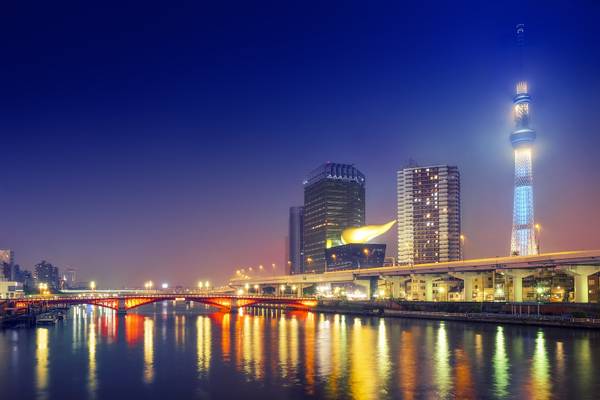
[312,300,600,329]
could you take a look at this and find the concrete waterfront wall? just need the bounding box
[316,299,600,318]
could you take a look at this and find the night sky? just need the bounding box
[2,1,600,288]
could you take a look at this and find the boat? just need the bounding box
[36,314,57,325]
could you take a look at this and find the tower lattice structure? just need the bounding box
[510,24,537,256]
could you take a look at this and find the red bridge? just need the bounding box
[12,294,318,314]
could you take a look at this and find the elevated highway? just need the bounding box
[229,250,600,303]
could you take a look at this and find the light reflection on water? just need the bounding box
[2,302,600,399]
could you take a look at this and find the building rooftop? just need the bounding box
[303,162,365,187]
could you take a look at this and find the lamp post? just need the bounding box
[536,286,543,316]
[460,234,466,260]
[90,281,96,291]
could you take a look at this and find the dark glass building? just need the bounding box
[303,163,365,273]
[325,243,386,271]
[288,206,304,274]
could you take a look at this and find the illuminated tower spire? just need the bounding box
[510,24,537,256]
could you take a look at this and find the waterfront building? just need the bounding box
[0,280,23,299]
[510,24,538,256]
[34,261,60,290]
[303,163,365,273]
[397,164,461,265]
[288,206,305,274]
[325,243,386,271]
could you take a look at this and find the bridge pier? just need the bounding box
[505,269,530,302]
[354,276,378,299]
[563,266,600,303]
[388,276,410,299]
[117,299,127,315]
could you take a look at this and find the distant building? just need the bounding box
[62,268,77,288]
[288,206,304,274]
[0,250,14,265]
[303,163,365,273]
[325,243,386,272]
[34,261,60,290]
[397,164,461,265]
[0,280,23,299]
[1,250,16,281]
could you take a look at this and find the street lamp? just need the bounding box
[460,234,466,260]
[536,286,544,315]
[204,281,210,290]
[90,281,96,291]
[161,283,168,290]
[198,281,204,290]
[254,284,259,294]
[280,284,286,296]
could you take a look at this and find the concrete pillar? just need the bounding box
[389,276,410,299]
[117,299,127,315]
[354,277,378,299]
[505,270,530,302]
[563,266,600,303]
[449,272,478,302]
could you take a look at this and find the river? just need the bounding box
[1,302,599,399]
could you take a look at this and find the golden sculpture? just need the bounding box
[340,220,396,244]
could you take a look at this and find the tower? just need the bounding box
[510,24,537,256]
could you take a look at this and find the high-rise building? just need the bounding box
[0,250,15,281]
[397,165,461,265]
[34,261,60,290]
[510,24,537,256]
[63,268,77,288]
[288,206,305,274]
[303,163,365,273]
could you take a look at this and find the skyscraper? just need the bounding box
[288,206,305,274]
[303,163,365,273]
[397,165,461,265]
[34,260,60,290]
[510,24,537,256]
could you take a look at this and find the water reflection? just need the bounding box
[35,328,49,399]
[143,318,154,384]
[434,322,451,398]
[531,330,550,400]
[196,316,211,374]
[88,317,97,398]
[493,326,509,397]
[4,306,600,399]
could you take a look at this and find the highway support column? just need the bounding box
[505,270,530,302]
[448,272,478,302]
[563,266,600,303]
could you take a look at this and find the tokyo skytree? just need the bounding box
[510,24,537,256]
